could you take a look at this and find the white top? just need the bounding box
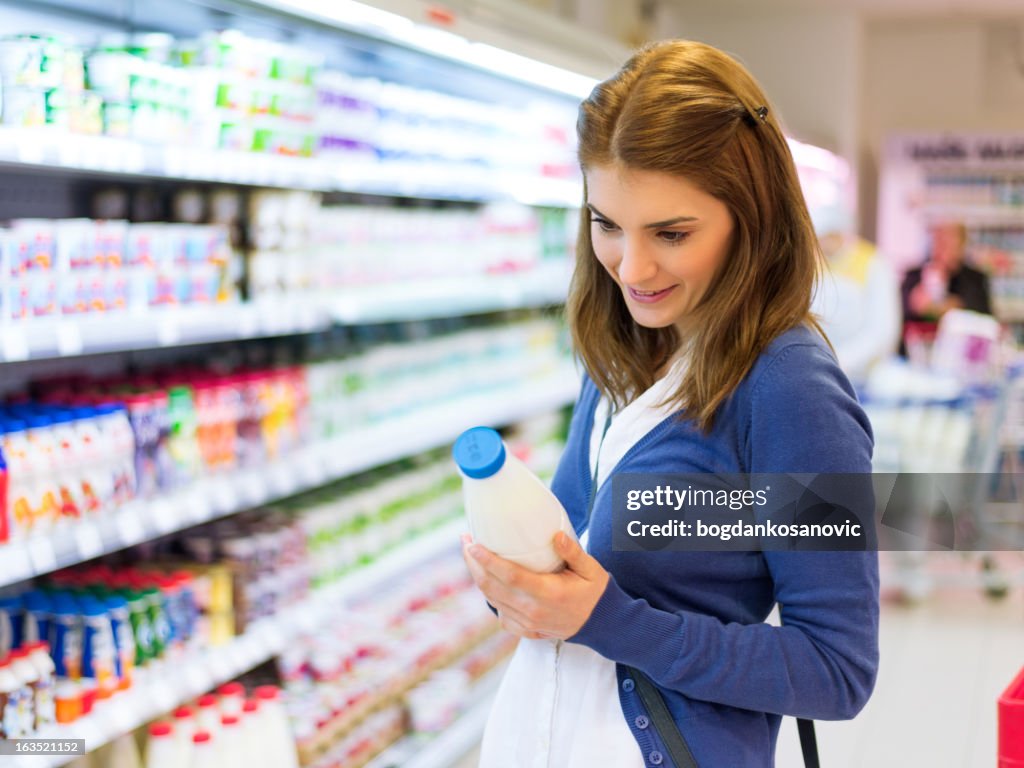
[479,359,687,768]
[812,240,901,383]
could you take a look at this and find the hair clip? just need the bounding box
[755,106,768,123]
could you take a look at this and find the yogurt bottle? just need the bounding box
[189,730,217,768]
[104,594,135,690]
[0,595,23,657]
[22,590,52,646]
[80,598,117,699]
[27,642,55,730]
[172,706,195,768]
[8,647,37,737]
[453,426,576,573]
[144,722,178,768]
[0,656,20,738]
[254,686,298,768]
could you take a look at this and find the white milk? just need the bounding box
[453,426,576,573]
[144,723,178,768]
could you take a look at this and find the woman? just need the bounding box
[463,40,879,768]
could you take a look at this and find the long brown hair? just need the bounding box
[568,40,824,431]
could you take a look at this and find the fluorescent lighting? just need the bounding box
[254,0,415,34]
[787,137,850,180]
[467,43,597,98]
[246,0,596,98]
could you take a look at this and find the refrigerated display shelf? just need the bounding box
[0,263,573,362]
[21,516,469,768]
[329,260,573,324]
[0,363,579,588]
[365,660,508,768]
[0,302,329,363]
[0,126,582,206]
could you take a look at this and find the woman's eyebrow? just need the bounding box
[585,204,697,228]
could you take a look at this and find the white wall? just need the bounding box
[652,9,862,157]
[860,15,1024,238]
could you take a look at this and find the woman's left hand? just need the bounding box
[462,531,610,641]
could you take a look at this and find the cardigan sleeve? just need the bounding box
[569,341,880,720]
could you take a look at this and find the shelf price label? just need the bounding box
[75,523,104,561]
[27,537,57,575]
[157,315,181,347]
[2,327,29,362]
[210,477,237,513]
[115,506,147,547]
[183,485,211,524]
[56,323,84,356]
[183,661,210,695]
[150,498,179,535]
[0,545,33,587]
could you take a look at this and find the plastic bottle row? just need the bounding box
[0,315,568,543]
[0,198,574,325]
[0,414,564,736]
[247,191,575,300]
[0,566,202,731]
[0,30,578,181]
[923,174,1024,210]
[280,557,508,766]
[63,681,297,768]
[1,218,237,321]
[138,683,297,768]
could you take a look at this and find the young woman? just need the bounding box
[463,40,879,768]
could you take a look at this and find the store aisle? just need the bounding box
[777,571,1024,768]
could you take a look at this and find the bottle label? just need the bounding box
[35,679,55,728]
[3,695,19,739]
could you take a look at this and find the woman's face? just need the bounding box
[586,164,734,335]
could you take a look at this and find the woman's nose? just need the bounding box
[617,238,658,286]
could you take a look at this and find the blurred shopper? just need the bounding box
[812,203,901,384]
[901,221,992,350]
[463,40,878,768]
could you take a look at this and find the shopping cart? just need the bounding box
[999,665,1024,768]
[862,352,1023,598]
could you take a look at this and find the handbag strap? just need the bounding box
[629,668,821,768]
[628,667,700,768]
[797,718,820,768]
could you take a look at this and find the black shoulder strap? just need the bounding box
[629,666,820,768]
[629,667,699,768]
[797,718,820,768]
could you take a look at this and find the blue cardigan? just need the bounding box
[554,325,879,768]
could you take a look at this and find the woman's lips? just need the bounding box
[627,285,676,304]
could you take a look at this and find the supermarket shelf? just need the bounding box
[330,261,573,324]
[0,127,582,206]
[366,661,507,768]
[0,126,333,189]
[26,516,469,768]
[923,204,1024,226]
[0,363,579,588]
[0,264,573,362]
[0,302,330,363]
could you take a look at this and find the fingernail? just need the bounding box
[469,544,483,559]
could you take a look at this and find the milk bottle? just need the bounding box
[453,426,576,573]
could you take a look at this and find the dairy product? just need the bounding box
[454,426,575,572]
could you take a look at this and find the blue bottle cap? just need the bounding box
[453,426,506,479]
[22,590,52,612]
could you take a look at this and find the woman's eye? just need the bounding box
[659,230,691,244]
[590,218,617,232]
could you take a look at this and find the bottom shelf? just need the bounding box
[366,660,508,768]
